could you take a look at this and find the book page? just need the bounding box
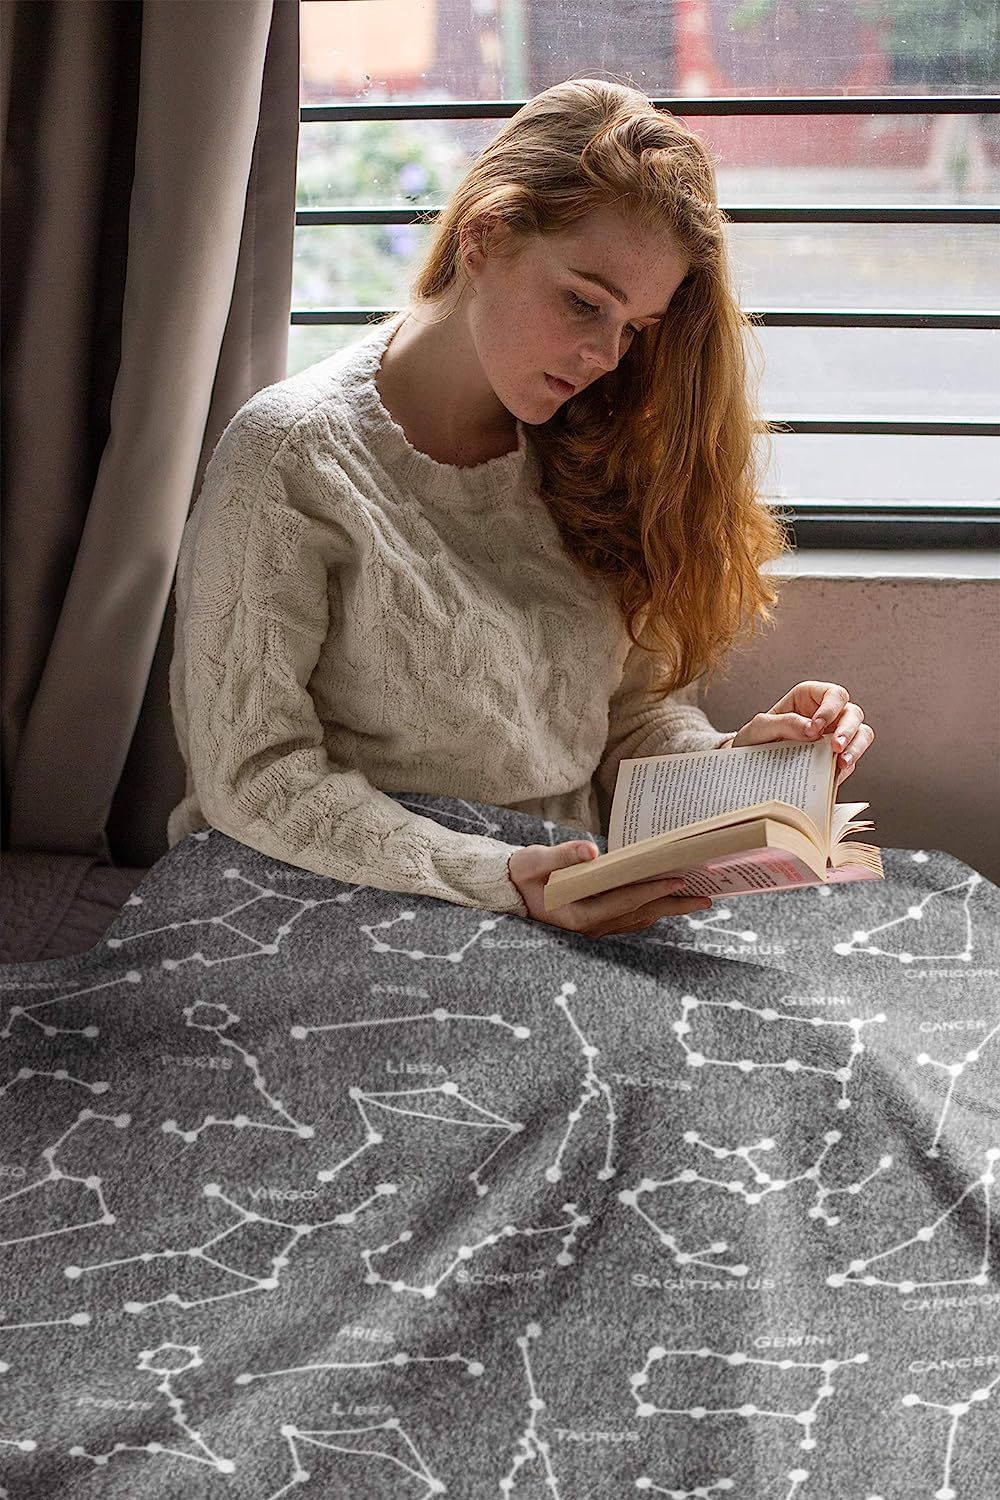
[609,738,833,852]
[830,801,872,844]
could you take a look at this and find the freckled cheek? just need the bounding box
[533,305,570,368]
[509,306,556,373]
[487,287,563,386]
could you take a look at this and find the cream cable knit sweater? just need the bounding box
[167,311,735,918]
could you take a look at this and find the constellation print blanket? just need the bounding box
[2,792,999,1500]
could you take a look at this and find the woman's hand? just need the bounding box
[729,680,874,784]
[507,842,712,939]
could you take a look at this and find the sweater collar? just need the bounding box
[347,311,533,504]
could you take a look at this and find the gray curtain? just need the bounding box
[1,0,300,867]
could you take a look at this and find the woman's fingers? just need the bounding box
[585,889,713,938]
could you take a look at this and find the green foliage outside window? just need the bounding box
[729,0,999,76]
[291,118,480,370]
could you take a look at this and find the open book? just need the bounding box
[543,735,883,912]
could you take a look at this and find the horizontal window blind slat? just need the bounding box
[296,206,1000,226]
[290,309,1000,331]
[301,95,1000,122]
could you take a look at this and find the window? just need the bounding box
[292,0,999,547]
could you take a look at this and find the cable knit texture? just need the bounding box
[167,312,734,918]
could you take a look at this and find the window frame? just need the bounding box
[295,93,1000,549]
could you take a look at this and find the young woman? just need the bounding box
[167,77,874,940]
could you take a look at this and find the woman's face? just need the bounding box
[461,203,690,423]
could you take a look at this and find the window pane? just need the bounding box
[292,223,437,323]
[756,328,998,418]
[301,0,1000,111]
[729,225,999,310]
[296,119,487,211]
[762,435,998,504]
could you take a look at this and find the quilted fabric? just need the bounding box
[0,853,149,965]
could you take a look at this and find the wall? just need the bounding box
[699,556,1000,885]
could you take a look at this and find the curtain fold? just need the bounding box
[1,0,300,866]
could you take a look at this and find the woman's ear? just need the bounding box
[460,212,500,277]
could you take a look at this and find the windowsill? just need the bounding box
[765,549,1000,580]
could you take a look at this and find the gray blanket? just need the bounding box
[2,792,999,1499]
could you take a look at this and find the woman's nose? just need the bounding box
[581,334,621,374]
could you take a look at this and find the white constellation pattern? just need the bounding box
[500,1321,562,1497]
[0,1310,93,1480]
[0,1111,129,1248]
[305,980,621,1199]
[268,1418,444,1498]
[916,1019,1000,1158]
[233,1346,483,1499]
[314,1081,523,1198]
[834,871,982,964]
[619,1127,893,1269]
[827,1148,1000,1293]
[360,911,513,964]
[899,1366,1000,1500]
[670,994,886,1111]
[234,1347,484,1386]
[359,1203,589,1300]
[0,1067,109,1103]
[618,1198,769,1282]
[630,1344,869,1497]
[63,1180,396,1312]
[635,1479,735,1497]
[681,1128,892,1223]
[0,1309,91,1374]
[549,982,616,1183]
[1,971,141,1040]
[161,1000,315,1144]
[68,1342,235,1475]
[650,901,759,947]
[111,862,355,967]
[0,1312,92,1480]
[5,834,997,1496]
[290,1004,531,1043]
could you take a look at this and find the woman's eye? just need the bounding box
[568,291,598,317]
[567,291,641,339]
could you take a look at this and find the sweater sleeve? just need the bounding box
[592,641,736,834]
[170,413,530,918]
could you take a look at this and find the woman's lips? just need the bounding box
[544,373,575,396]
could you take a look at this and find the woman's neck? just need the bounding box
[376,305,519,468]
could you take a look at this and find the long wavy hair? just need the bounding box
[394,77,794,700]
